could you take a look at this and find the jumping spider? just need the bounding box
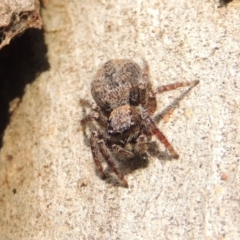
[81,59,199,187]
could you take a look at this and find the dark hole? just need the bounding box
[0,30,6,44]
[0,28,50,148]
[218,0,233,7]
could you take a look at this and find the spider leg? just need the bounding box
[147,92,157,115]
[81,111,100,125]
[144,117,179,159]
[142,59,149,82]
[151,80,199,121]
[154,80,199,95]
[80,99,98,110]
[80,106,107,129]
[112,144,134,159]
[97,137,128,188]
[137,59,151,107]
[90,131,105,179]
[134,134,149,155]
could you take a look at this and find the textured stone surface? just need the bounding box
[0,0,42,49]
[0,0,240,239]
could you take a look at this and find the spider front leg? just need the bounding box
[90,131,106,179]
[112,144,134,159]
[91,131,128,188]
[134,134,149,155]
[112,135,149,160]
[144,117,179,159]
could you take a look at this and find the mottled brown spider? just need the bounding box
[80,59,199,187]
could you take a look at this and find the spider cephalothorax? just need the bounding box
[81,59,199,187]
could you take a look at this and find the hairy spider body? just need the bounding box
[81,59,199,187]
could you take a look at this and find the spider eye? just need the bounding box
[108,128,113,134]
[130,120,135,126]
[107,121,116,135]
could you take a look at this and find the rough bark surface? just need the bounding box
[0,0,42,49]
[0,0,240,239]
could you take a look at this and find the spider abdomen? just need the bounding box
[91,59,147,111]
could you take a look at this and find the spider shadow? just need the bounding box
[103,141,176,187]
[153,83,197,124]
